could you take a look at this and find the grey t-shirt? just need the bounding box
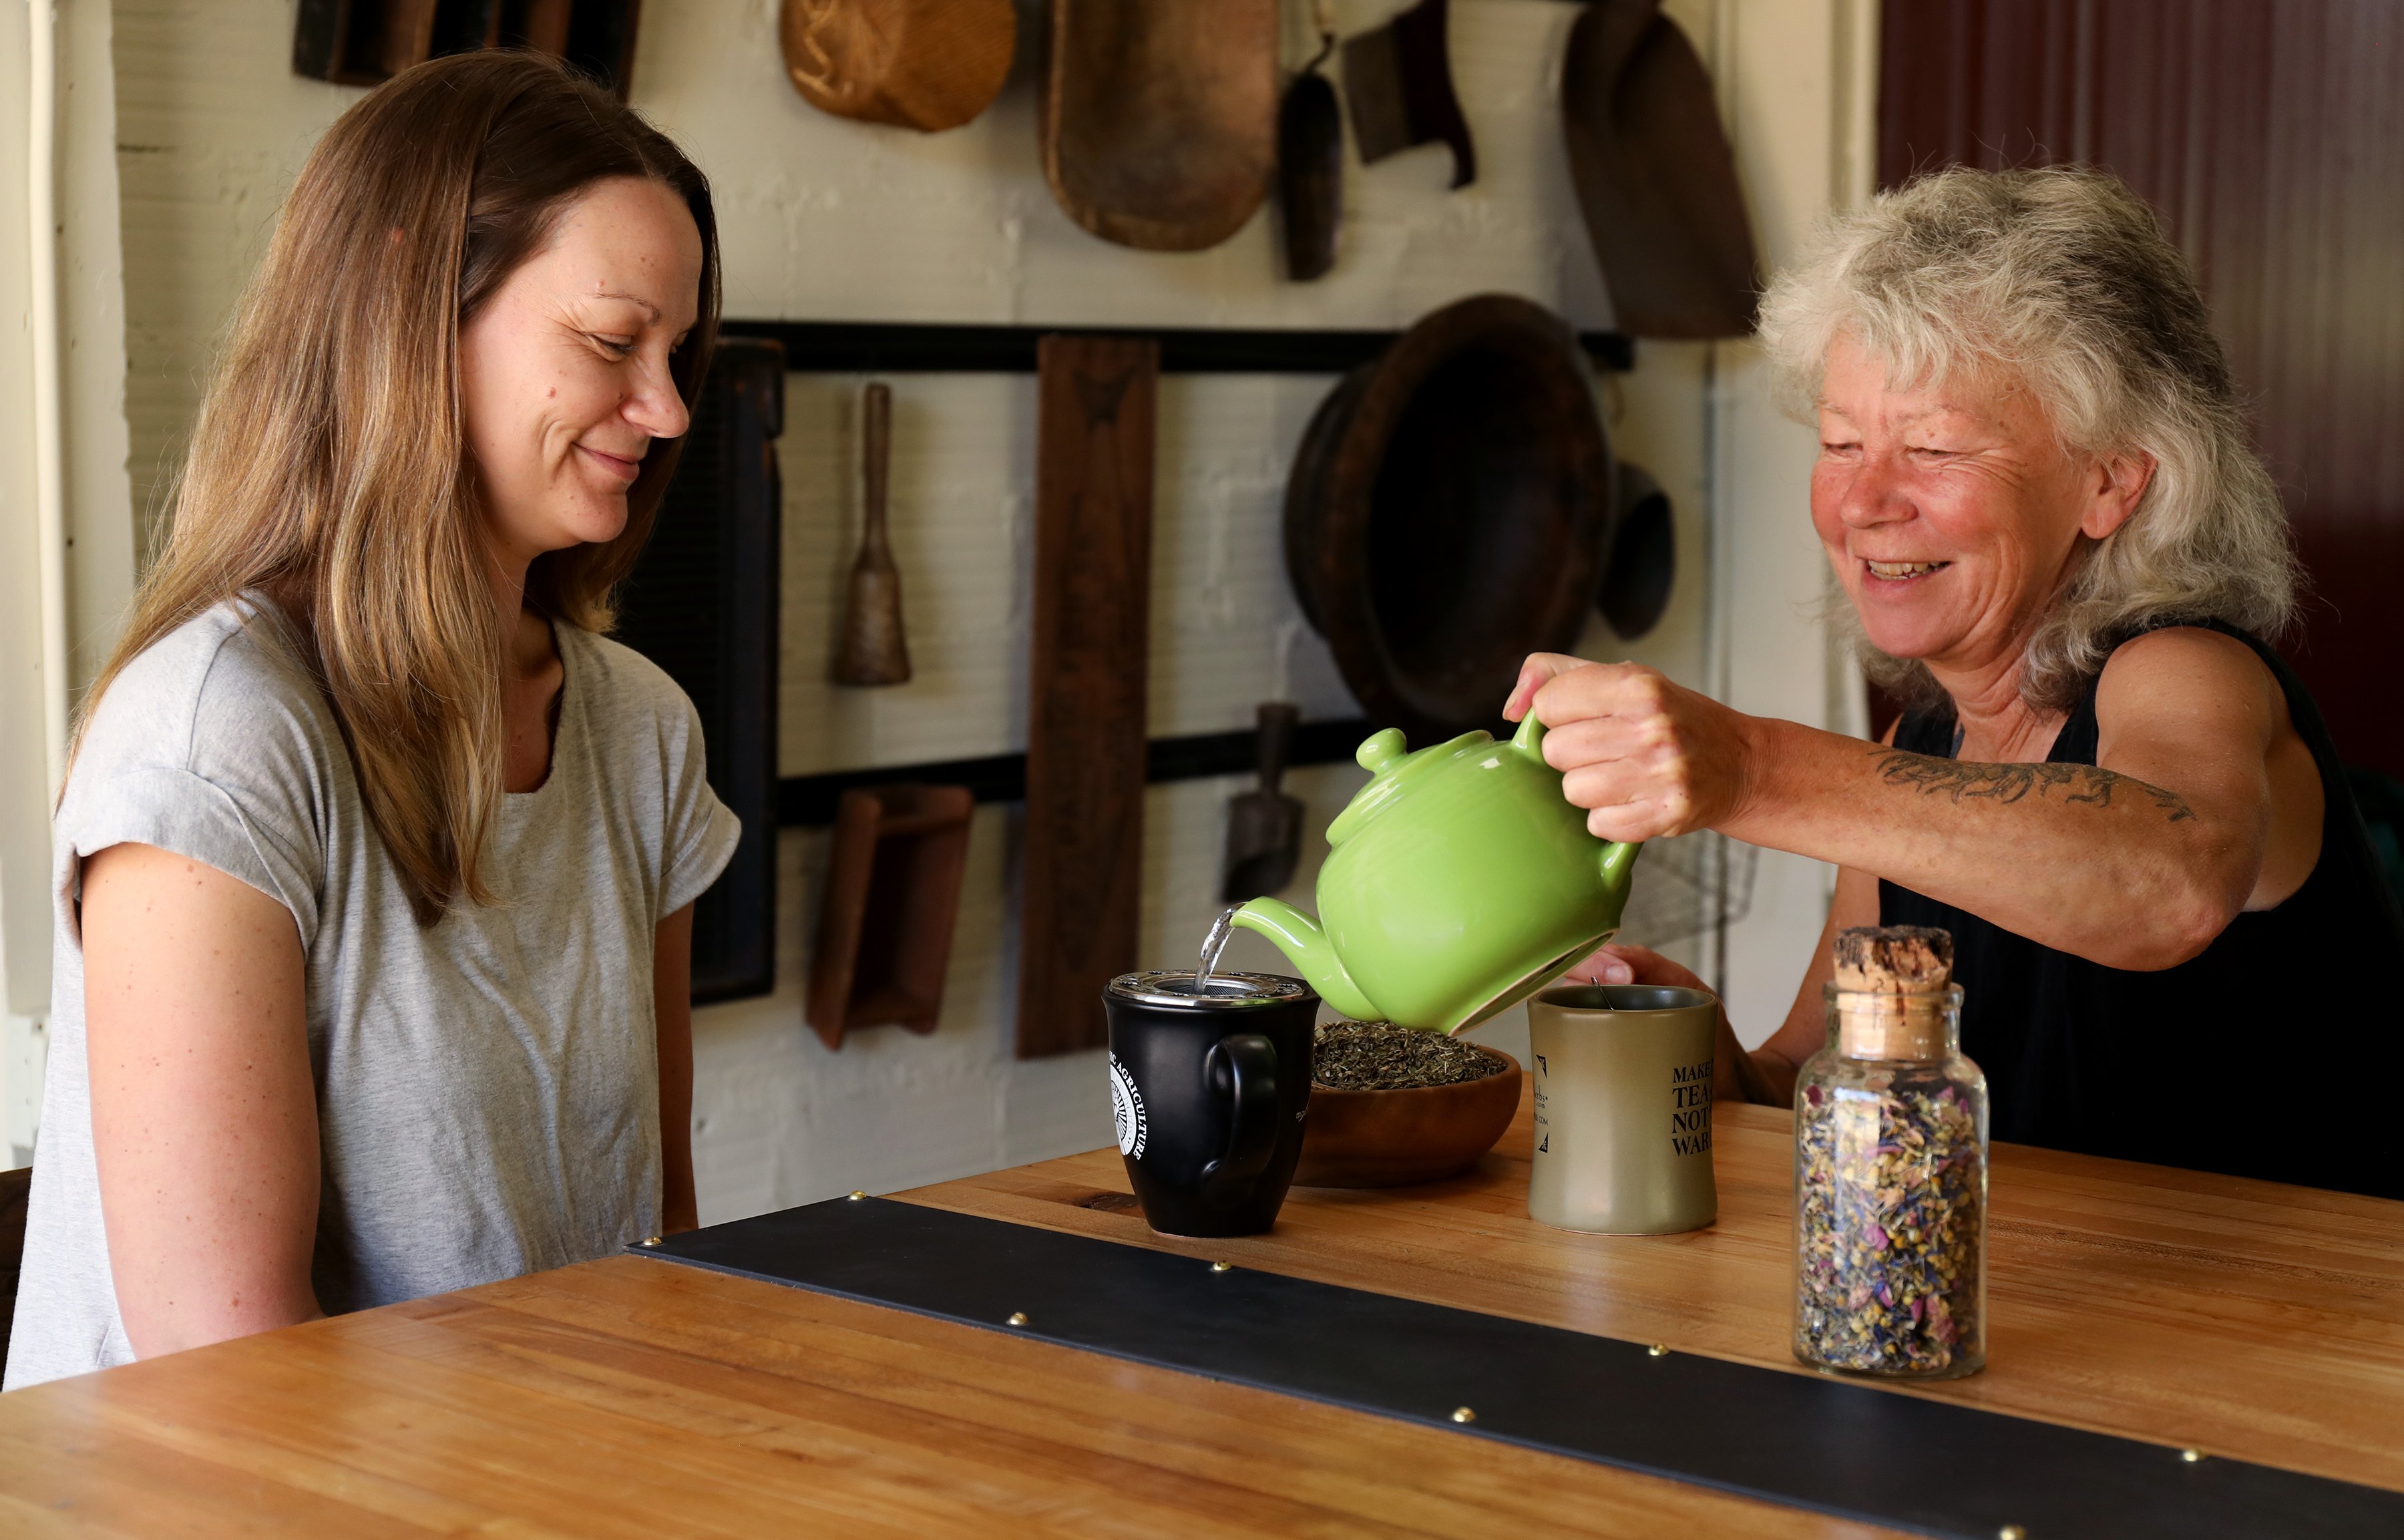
[5,597,739,1389]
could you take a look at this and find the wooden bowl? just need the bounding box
[1283,295,1613,745]
[1293,1046,1523,1188]
[781,0,1016,134]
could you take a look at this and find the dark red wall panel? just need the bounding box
[1880,1,2404,773]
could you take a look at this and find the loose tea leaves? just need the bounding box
[1314,1021,1505,1091]
[1794,1069,1984,1376]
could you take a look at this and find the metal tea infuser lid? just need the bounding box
[1107,971,1311,1009]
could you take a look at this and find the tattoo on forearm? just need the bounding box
[1870,751,2197,823]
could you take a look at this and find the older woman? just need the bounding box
[1515,166,2403,1197]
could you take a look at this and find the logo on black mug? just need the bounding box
[1109,1054,1148,1159]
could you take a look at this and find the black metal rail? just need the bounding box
[776,716,1380,827]
[717,319,1635,375]
[642,1199,2404,1540]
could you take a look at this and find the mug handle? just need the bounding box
[1201,1033,1279,1194]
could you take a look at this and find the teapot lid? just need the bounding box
[1325,727,1503,845]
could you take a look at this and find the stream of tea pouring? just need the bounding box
[1192,904,1242,994]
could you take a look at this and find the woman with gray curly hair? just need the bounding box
[1513,165,2402,1195]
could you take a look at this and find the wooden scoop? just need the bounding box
[832,383,911,687]
[1561,0,1759,337]
[1042,0,1277,250]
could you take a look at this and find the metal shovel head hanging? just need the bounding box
[1561,0,1760,339]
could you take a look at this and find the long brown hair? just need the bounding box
[83,51,721,924]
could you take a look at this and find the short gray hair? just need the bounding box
[1756,165,2297,713]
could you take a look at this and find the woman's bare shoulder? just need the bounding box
[2095,624,2286,729]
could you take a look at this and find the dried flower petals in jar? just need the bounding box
[1792,926,1989,1380]
[1795,1071,1983,1374]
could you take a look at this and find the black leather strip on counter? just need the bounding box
[717,319,1636,375]
[634,1197,2404,1540]
[776,716,1377,826]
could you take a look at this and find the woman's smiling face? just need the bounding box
[1810,333,2152,678]
[459,176,705,570]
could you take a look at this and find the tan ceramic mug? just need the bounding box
[1527,984,1718,1234]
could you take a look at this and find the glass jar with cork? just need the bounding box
[1793,926,1988,1380]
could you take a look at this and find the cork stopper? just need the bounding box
[1833,927,1953,994]
[1831,927,1955,1060]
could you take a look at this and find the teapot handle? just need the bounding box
[1516,712,1643,884]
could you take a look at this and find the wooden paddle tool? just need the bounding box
[1016,337,1159,1057]
[1221,703,1306,902]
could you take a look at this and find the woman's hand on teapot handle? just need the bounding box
[1571,943,1779,1107]
[1505,653,1757,842]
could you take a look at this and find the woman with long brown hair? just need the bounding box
[5,52,737,1387]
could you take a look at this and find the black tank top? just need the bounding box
[1880,621,2404,1199]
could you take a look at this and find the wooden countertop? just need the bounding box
[2,1093,2398,1537]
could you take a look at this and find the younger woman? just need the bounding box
[7,52,738,1386]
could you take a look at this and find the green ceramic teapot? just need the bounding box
[1231,714,1641,1034]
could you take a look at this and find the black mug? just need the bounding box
[1104,971,1318,1237]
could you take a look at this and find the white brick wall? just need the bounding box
[101,0,1862,1214]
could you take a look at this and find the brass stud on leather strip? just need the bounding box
[1210,1261,1233,1273]
[1647,1344,1669,1358]
[848,1190,867,1201]
[2180,1448,2204,1463]
[640,1235,663,1247]
[1007,1312,1030,1327]
[1450,1406,1476,1424]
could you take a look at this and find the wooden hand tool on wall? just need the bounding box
[809,784,976,1049]
[1277,24,1344,281]
[1561,0,1759,337]
[1342,0,1476,189]
[1016,336,1158,1058]
[832,382,912,686]
[1042,0,1277,251]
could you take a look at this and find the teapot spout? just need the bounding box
[1230,898,1378,1021]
